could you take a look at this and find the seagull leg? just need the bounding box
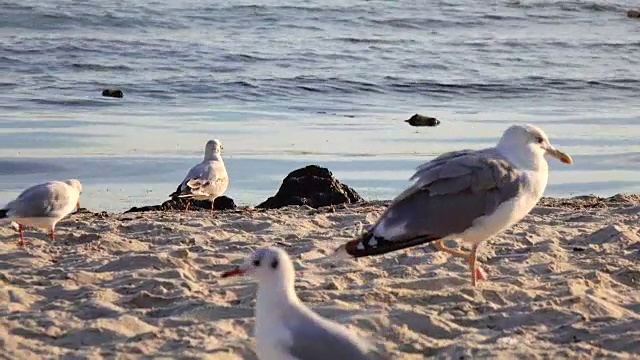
[210,201,214,216]
[434,240,469,258]
[467,243,485,287]
[184,200,190,213]
[49,227,56,242]
[435,240,485,286]
[18,224,25,247]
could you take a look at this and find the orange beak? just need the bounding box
[547,147,573,164]
[221,267,245,278]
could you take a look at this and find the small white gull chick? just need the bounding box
[221,247,381,360]
[169,139,229,215]
[0,179,83,246]
[333,124,573,286]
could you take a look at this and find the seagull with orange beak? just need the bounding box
[333,124,573,287]
[0,179,83,246]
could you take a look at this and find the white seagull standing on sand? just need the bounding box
[221,247,381,360]
[169,139,229,215]
[333,124,573,286]
[0,179,83,246]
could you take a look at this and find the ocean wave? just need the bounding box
[82,74,640,103]
[0,4,185,31]
[331,37,417,45]
[133,75,640,101]
[27,98,124,107]
[505,0,623,12]
[368,16,486,29]
[0,81,18,89]
[70,63,134,72]
[0,55,24,66]
[383,77,640,96]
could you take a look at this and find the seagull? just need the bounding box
[0,179,83,246]
[333,124,573,286]
[221,247,381,360]
[169,139,229,215]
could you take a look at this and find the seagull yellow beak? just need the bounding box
[546,146,573,164]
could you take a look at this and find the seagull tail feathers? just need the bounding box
[167,182,183,199]
[330,223,373,259]
[332,222,441,259]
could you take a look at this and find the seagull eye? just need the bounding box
[252,259,261,267]
[270,259,279,269]
[535,136,544,144]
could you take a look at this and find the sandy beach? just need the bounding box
[1,195,640,359]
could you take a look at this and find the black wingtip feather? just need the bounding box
[344,230,440,258]
[0,209,6,219]
[168,183,194,199]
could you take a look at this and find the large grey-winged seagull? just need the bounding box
[333,124,573,286]
[169,139,229,215]
[1,179,83,246]
[222,247,382,360]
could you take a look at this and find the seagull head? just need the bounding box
[204,139,224,159]
[497,124,572,169]
[221,247,295,287]
[64,179,83,209]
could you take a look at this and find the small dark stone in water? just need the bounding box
[257,165,363,209]
[124,195,236,213]
[628,9,640,18]
[405,114,440,127]
[102,89,123,98]
[572,247,586,252]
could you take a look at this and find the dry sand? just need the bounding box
[1,195,640,359]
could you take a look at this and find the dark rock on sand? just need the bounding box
[102,89,124,98]
[628,9,640,18]
[405,114,440,127]
[70,208,109,219]
[124,196,236,213]
[257,165,363,209]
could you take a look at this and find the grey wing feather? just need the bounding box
[389,149,525,238]
[169,163,209,198]
[344,148,527,257]
[391,149,476,206]
[170,160,228,198]
[181,162,210,184]
[284,313,377,360]
[177,162,211,190]
[6,182,72,218]
[412,149,475,181]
